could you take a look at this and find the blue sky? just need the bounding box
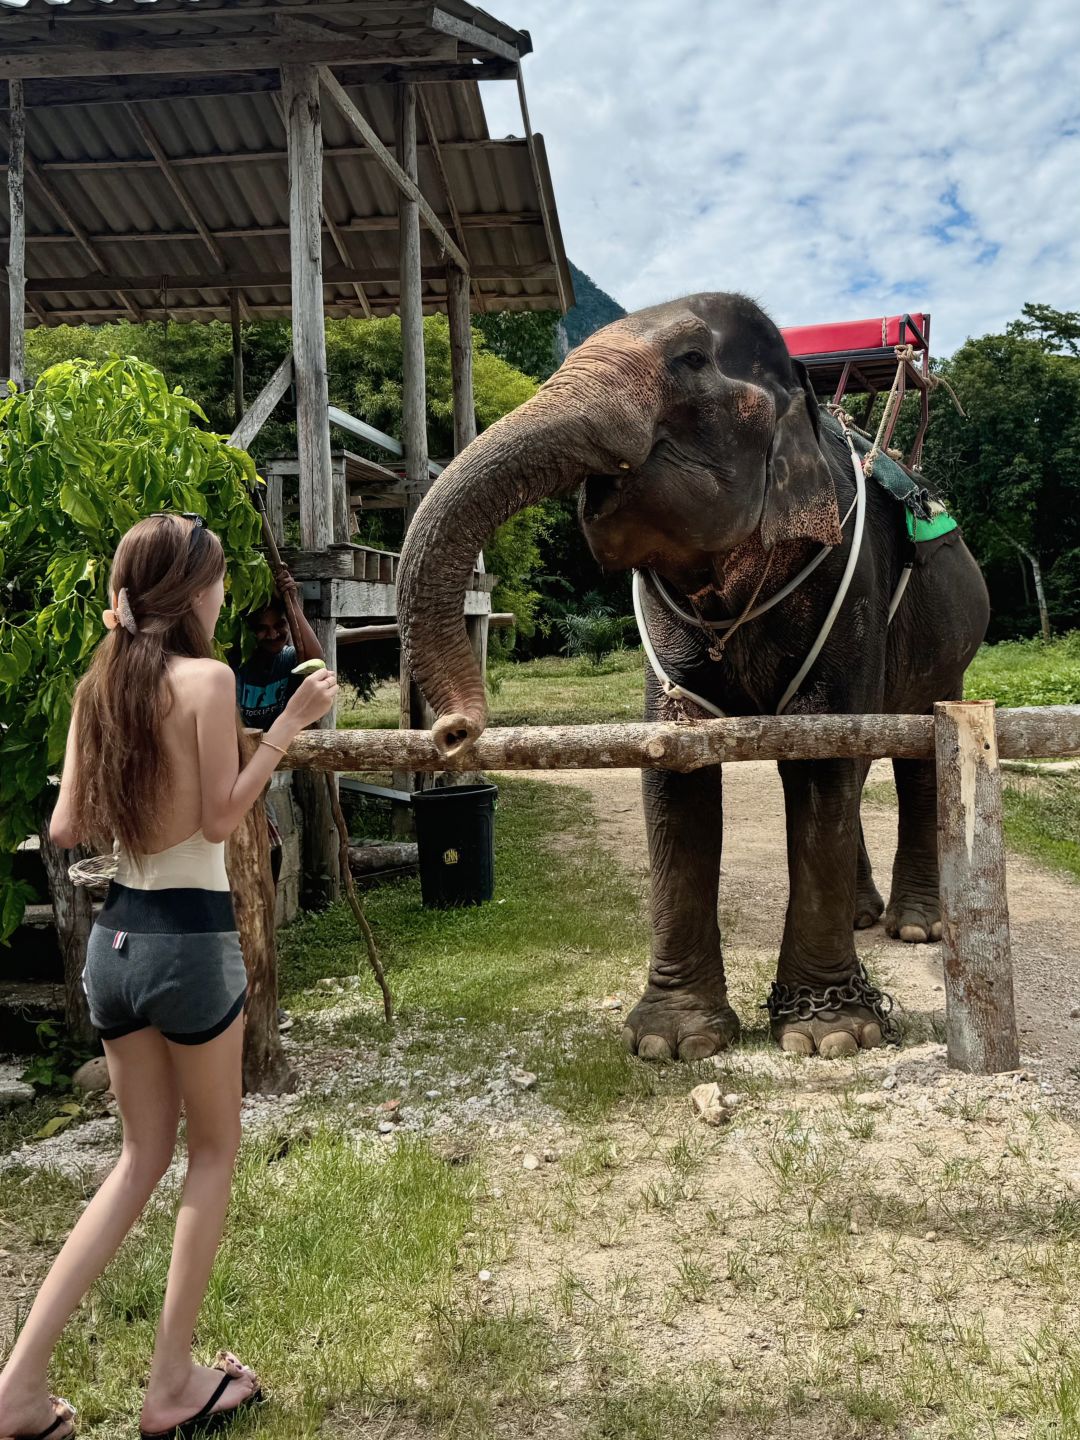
[481,0,1080,354]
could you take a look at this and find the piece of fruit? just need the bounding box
[291,657,327,676]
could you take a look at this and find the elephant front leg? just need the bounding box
[622,764,740,1062]
[774,759,889,1057]
[885,758,943,943]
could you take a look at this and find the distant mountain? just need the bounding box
[557,262,626,356]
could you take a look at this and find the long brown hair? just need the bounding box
[71,515,234,857]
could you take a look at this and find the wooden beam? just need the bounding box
[11,60,518,111]
[24,262,555,294]
[317,66,469,273]
[447,262,476,456]
[428,6,524,63]
[0,113,142,322]
[6,79,25,389]
[0,34,458,81]
[934,701,1019,1074]
[398,83,429,530]
[260,707,1080,775]
[282,66,333,555]
[124,103,228,271]
[14,213,542,246]
[515,66,572,313]
[337,614,514,645]
[227,351,293,453]
[416,85,484,313]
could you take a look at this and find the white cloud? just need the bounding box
[482,0,1080,353]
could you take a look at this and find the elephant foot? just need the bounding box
[622,982,741,1062]
[885,894,942,944]
[766,963,897,1057]
[854,884,885,931]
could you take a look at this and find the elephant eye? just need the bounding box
[676,348,711,372]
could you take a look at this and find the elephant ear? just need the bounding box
[759,360,843,551]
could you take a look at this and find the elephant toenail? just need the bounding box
[637,1035,674,1062]
[780,1033,814,1056]
[899,924,928,944]
[930,921,943,941]
[677,1034,717,1061]
[620,1026,637,1054]
[861,1023,883,1049]
[819,1032,859,1059]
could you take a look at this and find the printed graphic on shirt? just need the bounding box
[235,645,300,730]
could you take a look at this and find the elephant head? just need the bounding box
[397,292,843,756]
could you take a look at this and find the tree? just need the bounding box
[922,327,1080,640]
[0,356,272,941]
[1007,303,1080,358]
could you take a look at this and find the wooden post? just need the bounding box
[447,261,489,720]
[38,825,95,1049]
[7,78,26,390]
[295,601,341,907]
[394,82,430,829]
[282,65,333,553]
[226,798,295,1094]
[331,452,350,543]
[934,700,1019,1074]
[230,289,245,427]
[265,468,285,547]
[0,273,9,385]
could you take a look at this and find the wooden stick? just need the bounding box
[326,774,393,1022]
[230,291,245,428]
[6,79,25,390]
[934,701,1019,1074]
[256,706,1080,774]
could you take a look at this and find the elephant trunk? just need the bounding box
[398,337,664,756]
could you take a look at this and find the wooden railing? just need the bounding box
[273,702,1080,1076]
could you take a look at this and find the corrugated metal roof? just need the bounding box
[0,0,572,322]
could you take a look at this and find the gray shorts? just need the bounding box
[83,883,247,1046]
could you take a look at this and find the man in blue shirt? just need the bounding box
[234,570,324,730]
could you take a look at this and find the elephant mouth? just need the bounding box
[581,472,627,523]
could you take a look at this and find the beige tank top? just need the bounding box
[114,829,230,892]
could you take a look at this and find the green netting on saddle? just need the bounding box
[819,410,958,546]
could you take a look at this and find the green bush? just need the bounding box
[557,604,635,667]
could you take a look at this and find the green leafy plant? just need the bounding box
[20,1020,94,1094]
[557,604,635,667]
[0,355,274,940]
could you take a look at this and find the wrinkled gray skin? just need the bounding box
[397,293,990,1059]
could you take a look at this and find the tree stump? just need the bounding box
[227,799,295,1094]
[934,700,1019,1073]
[37,824,95,1049]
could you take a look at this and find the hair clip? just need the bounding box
[105,587,139,635]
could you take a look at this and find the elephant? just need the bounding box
[396,292,990,1060]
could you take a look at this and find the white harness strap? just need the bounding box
[635,428,908,719]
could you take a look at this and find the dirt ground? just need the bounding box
[535,761,1080,1106]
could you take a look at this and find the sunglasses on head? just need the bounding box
[150,511,206,528]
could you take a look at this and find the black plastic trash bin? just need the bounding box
[411,782,497,908]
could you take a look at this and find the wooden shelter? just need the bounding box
[1,0,573,909]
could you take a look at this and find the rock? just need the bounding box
[600,995,623,1011]
[923,1230,938,1242]
[853,1092,885,1110]
[721,1093,741,1109]
[508,1068,537,1091]
[72,1057,110,1094]
[522,1153,540,1171]
[316,977,341,992]
[376,1097,402,1117]
[689,1082,731,1127]
[848,1221,860,1235]
[377,1120,396,1135]
[478,1269,493,1284]
[881,1073,898,1091]
[1068,1005,1080,1019]
[424,1089,441,1100]
[0,1070,35,1111]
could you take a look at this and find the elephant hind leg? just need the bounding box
[885,756,943,943]
[854,758,884,930]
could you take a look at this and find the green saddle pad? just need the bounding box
[819,410,958,545]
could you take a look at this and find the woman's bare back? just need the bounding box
[146,656,229,853]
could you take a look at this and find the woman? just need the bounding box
[0,514,336,1440]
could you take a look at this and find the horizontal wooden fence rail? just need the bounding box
[267,705,1080,774]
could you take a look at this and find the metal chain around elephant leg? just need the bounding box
[763,961,901,1043]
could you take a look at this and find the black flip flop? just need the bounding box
[12,1395,76,1440]
[138,1357,262,1440]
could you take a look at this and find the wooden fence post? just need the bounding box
[934,700,1019,1073]
[227,797,295,1095]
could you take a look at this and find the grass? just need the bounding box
[965,632,1080,708]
